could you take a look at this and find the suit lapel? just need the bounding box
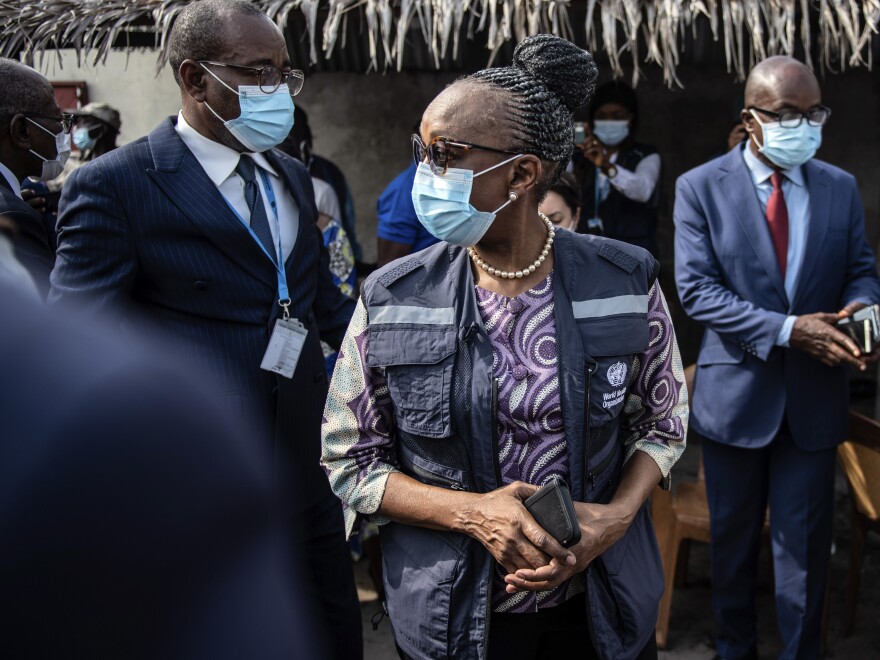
[145,118,276,289]
[718,149,789,307]
[791,162,831,308]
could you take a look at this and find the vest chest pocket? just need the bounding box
[578,316,649,425]
[367,326,456,439]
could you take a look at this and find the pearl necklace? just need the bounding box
[467,213,555,279]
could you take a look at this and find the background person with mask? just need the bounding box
[0,58,70,296]
[572,81,661,258]
[674,56,880,660]
[49,1,361,658]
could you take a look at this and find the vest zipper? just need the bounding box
[407,461,464,491]
[582,363,596,501]
[491,377,503,488]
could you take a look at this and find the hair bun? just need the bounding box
[512,34,598,113]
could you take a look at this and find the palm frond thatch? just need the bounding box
[1,0,878,86]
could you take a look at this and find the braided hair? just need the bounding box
[464,34,597,192]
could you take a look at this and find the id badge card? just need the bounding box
[260,318,308,378]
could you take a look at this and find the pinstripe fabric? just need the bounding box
[50,117,356,440]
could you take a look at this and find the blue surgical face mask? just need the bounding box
[201,64,294,153]
[592,119,630,146]
[750,110,822,170]
[411,155,523,247]
[26,117,71,181]
[73,126,98,151]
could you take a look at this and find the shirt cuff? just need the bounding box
[775,315,798,347]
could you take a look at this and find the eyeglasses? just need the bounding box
[199,61,305,96]
[25,112,74,134]
[749,106,832,128]
[412,134,519,175]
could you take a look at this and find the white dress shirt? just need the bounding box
[741,145,810,346]
[606,152,661,203]
[175,111,299,260]
[0,162,22,198]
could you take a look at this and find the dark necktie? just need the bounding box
[766,172,789,278]
[235,156,275,260]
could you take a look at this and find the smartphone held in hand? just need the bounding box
[837,304,880,355]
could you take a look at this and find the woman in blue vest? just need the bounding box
[573,82,661,258]
[322,35,688,660]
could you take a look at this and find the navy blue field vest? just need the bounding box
[361,229,664,659]
[575,143,660,258]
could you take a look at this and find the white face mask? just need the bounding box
[27,117,71,181]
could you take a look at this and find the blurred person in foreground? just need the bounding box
[0,57,71,295]
[538,171,581,232]
[674,56,880,660]
[49,1,360,657]
[0,285,313,659]
[572,82,661,258]
[323,34,687,660]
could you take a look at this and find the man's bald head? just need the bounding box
[0,59,55,127]
[744,56,819,109]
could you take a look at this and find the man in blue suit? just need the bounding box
[674,56,880,659]
[50,1,360,657]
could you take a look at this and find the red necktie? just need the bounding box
[766,172,789,277]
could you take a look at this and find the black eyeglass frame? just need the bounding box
[749,105,832,128]
[198,60,305,96]
[25,112,74,134]
[412,134,520,175]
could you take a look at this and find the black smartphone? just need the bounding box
[837,304,880,355]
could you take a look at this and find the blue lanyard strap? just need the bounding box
[594,167,601,218]
[225,166,291,317]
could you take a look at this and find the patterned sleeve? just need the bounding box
[321,299,399,538]
[621,283,688,488]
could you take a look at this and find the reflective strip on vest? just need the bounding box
[572,294,648,319]
[368,305,455,325]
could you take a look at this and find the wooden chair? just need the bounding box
[838,411,880,637]
[652,365,770,649]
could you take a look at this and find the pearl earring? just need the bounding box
[508,191,519,202]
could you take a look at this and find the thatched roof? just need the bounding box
[2,0,878,86]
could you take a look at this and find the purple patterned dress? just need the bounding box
[476,273,583,613]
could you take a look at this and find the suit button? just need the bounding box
[512,365,529,381]
[507,299,524,315]
[193,280,208,291]
[513,429,530,444]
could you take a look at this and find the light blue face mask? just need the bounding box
[750,110,822,170]
[73,126,98,151]
[201,64,294,153]
[411,155,523,247]
[592,119,630,146]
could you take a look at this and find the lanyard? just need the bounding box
[225,167,292,318]
[594,167,601,218]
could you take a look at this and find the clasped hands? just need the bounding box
[791,302,878,371]
[458,481,631,594]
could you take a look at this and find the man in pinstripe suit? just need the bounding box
[50,1,361,657]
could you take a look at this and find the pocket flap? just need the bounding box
[577,317,649,356]
[367,327,457,368]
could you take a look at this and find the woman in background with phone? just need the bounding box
[572,82,662,258]
[322,35,687,660]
